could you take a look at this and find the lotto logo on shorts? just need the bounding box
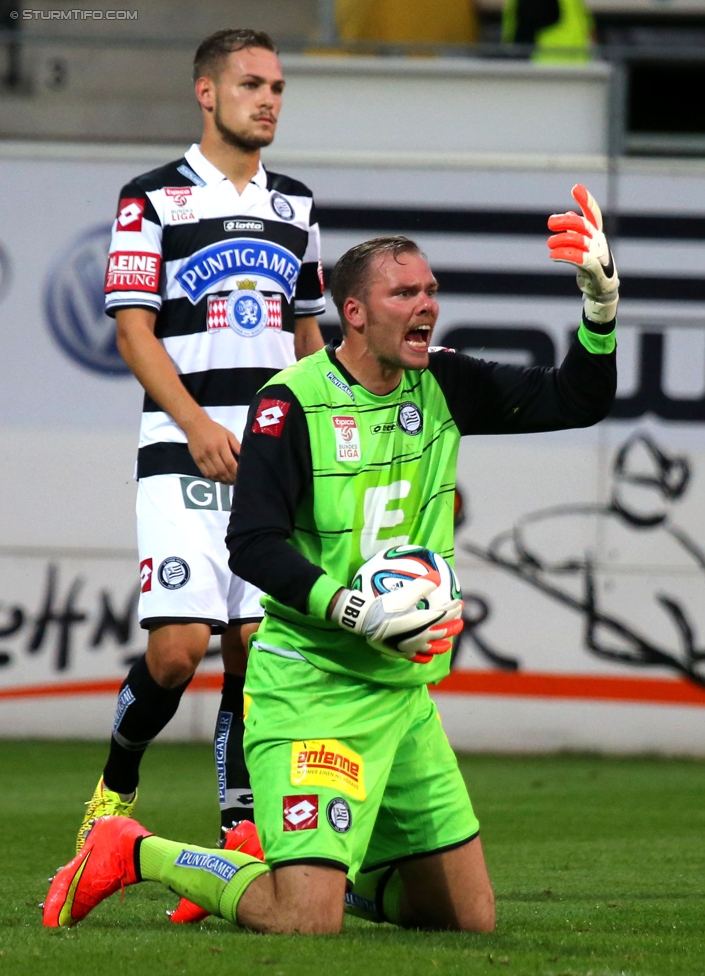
[283,795,319,831]
[265,296,282,330]
[252,398,290,437]
[116,197,145,231]
[291,740,366,801]
[139,557,153,592]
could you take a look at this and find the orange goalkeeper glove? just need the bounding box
[548,183,619,325]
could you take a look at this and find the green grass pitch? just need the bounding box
[1,741,704,975]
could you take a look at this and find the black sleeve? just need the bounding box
[514,0,560,43]
[116,179,161,225]
[428,323,616,436]
[225,385,323,613]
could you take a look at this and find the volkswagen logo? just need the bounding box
[44,225,130,375]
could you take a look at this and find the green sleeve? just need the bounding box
[307,573,345,620]
[578,319,616,355]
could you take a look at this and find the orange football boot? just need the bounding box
[43,816,152,927]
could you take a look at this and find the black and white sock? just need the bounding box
[214,672,255,830]
[102,654,191,796]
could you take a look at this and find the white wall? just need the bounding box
[2,141,705,750]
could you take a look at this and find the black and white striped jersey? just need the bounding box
[104,144,325,480]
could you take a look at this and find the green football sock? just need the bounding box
[139,836,270,922]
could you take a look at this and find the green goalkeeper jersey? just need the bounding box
[227,333,616,688]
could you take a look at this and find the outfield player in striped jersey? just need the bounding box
[76,28,324,851]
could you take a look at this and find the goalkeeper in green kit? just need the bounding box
[44,185,618,934]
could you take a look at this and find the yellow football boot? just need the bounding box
[76,777,137,853]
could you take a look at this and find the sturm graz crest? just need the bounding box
[226,288,269,337]
[271,192,294,221]
[44,225,130,376]
[397,401,423,435]
[157,557,190,590]
[326,797,352,833]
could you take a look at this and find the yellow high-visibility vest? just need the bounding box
[502,0,594,64]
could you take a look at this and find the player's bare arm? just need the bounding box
[293,315,324,360]
[115,307,240,484]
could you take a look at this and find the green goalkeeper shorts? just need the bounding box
[243,646,479,881]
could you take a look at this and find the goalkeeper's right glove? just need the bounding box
[331,574,464,665]
[547,183,619,325]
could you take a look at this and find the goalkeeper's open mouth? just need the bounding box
[404,324,432,351]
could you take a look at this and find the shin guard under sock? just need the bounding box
[346,865,403,925]
[139,836,269,922]
[214,673,255,828]
[103,655,191,795]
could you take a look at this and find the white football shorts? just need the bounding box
[136,473,264,631]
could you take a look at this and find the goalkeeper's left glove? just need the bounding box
[331,575,464,664]
[547,183,619,325]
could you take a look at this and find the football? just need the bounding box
[351,544,461,608]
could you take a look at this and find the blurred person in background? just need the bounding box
[502,0,594,63]
[75,28,324,855]
[0,0,22,89]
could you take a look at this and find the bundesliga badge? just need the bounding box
[226,288,269,338]
[332,416,361,462]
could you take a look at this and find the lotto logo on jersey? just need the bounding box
[252,398,290,437]
[105,252,161,293]
[139,557,153,593]
[116,198,145,231]
[283,795,319,831]
[333,416,361,463]
[291,740,366,801]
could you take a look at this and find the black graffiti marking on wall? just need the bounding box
[451,595,520,672]
[611,332,705,422]
[0,604,23,667]
[1,564,140,672]
[456,433,705,687]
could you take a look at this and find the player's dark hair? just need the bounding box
[193,28,277,83]
[330,237,423,332]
